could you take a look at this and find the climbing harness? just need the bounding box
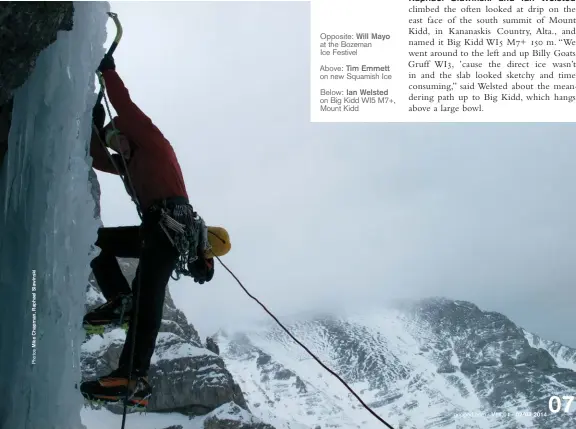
[91,10,396,429]
[153,202,212,280]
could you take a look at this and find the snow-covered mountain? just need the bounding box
[216,298,576,429]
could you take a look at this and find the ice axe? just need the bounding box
[96,12,123,106]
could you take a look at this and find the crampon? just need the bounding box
[82,393,150,413]
[84,322,129,336]
[80,369,152,411]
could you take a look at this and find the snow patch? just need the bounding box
[152,339,216,364]
[86,284,105,307]
[204,401,269,426]
[82,407,204,429]
[81,401,274,429]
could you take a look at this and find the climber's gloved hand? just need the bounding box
[189,256,214,285]
[98,54,116,72]
[92,103,105,130]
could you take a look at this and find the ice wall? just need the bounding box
[0,2,109,428]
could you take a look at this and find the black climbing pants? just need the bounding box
[90,210,179,376]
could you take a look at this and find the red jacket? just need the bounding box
[90,70,188,211]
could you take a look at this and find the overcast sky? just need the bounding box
[96,1,576,347]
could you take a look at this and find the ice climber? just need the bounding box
[80,54,232,407]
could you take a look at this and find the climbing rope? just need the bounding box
[93,11,396,429]
[214,256,397,429]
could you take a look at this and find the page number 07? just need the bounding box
[549,396,575,413]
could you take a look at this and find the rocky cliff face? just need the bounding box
[0,2,74,104]
[0,2,74,166]
[82,258,251,417]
